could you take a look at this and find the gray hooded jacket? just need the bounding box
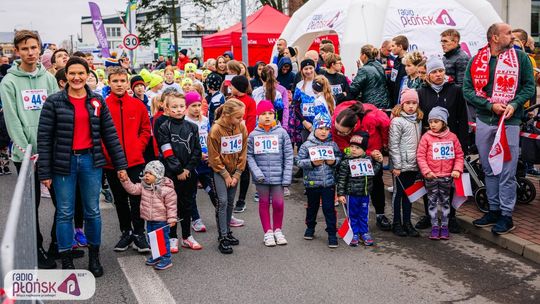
[297,132,342,188]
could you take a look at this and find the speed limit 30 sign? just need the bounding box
[123,34,140,50]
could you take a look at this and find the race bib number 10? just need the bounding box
[432,142,455,160]
[254,135,279,154]
[221,134,242,154]
[349,158,374,177]
[22,89,47,110]
[308,146,335,161]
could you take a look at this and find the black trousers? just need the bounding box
[371,168,386,214]
[237,164,250,202]
[105,165,145,235]
[170,173,196,239]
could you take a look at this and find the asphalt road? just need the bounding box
[1,165,539,304]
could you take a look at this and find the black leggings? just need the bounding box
[238,164,250,202]
[371,168,386,214]
[392,171,417,224]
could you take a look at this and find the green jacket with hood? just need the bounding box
[0,60,59,162]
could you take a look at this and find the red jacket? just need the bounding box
[417,129,464,177]
[236,94,257,134]
[331,101,390,153]
[104,93,151,169]
[176,56,190,70]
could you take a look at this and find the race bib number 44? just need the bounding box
[349,158,374,177]
[22,89,47,110]
[221,134,242,154]
[254,135,279,154]
[432,142,455,160]
[308,146,335,161]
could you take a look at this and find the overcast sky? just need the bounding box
[0,0,125,44]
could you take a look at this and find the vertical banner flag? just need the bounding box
[488,116,511,175]
[337,203,354,245]
[125,0,139,33]
[148,226,168,259]
[89,2,111,58]
[452,173,473,209]
[405,180,427,202]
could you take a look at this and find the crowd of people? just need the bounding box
[0,22,537,274]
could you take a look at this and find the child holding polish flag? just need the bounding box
[417,107,464,240]
[120,161,177,270]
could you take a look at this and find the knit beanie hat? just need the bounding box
[185,91,202,108]
[428,106,449,124]
[148,74,163,89]
[139,68,152,84]
[179,49,188,56]
[144,160,165,183]
[301,59,316,70]
[223,51,234,60]
[130,75,145,91]
[95,68,105,80]
[349,131,369,151]
[313,112,332,130]
[426,55,445,75]
[400,88,419,104]
[202,69,212,77]
[230,75,249,93]
[184,63,197,73]
[174,70,181,80]
[256,100,275,116]
[205,73,222,91]
[181,77,193,87]
[41,50,53,69]
[288,46,297,58]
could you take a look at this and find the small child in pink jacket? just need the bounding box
[417,107,464,241]
[121,161,177,270]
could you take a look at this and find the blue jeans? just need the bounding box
[147,221,171,261]
[53,154,102,252]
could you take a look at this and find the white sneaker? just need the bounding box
[169,238,179,253]
[253,192,259,202]
[192,219,207,232]
[386,186,394,193]
[264,231,276,247]
[283,187,290,197]
[230,216,245,227]
[274,229,288,245]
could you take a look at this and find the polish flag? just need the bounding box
[338,217,354,245]
[452,173,473,209]
[488,117,512,176]
[148,226,168,259]
[405,181,427,202]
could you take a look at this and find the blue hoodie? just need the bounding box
[277,57,296,91]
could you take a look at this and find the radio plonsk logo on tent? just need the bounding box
[4,270,95,300]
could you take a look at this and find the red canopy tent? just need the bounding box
[202,5,290,66]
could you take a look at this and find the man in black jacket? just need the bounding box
[388,35,409,106]
[441,29,470,86]
[322,53,350,105]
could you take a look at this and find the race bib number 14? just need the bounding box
[221,134,242,154]
[308,146,335,161]
[22,89,47,110]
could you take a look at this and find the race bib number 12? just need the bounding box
[254,135,279,154]
[221,134,242,154]
[308,146,335,161]
[22,89,47,110]
[349,158,375,177]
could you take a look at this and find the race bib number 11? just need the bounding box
[308,146,335,161]
[22,89,47,110]
[349,158,374,177]
[221,134,242,154]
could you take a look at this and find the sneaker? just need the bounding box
[264,231,276,247]
[133,234,151,253]
[38,246,56,269]
[3,166,11,175]
[114,231,133,252]
[527,168,540,176]
[145,256,160,266]
[429,226,440,240]
[226,232,239,246]
[403,222,420,237]
[361,233,374,246]
[491,215,515,235]
[392,222,407,237]
[303,227,315,240]
[473,210,501,228]
[234,200,246,213]
[154,259,172,270]
[283,187,290,197]
[415,216,432,229]
[74,228,88,247]
[169,238,179,253]
[386,186,393,193]
[192,219,207,232]
[350,234,359,247]
[274,229,288,245]
[101,188,114,204]
[440,226,450,240]
[230,216,245,227]
[376,215,392,231]
[328,235,339,248]
[40,184,51,198]
[448,217,461,234]
[181,236,202,250]
[218,237,233,254]
[253,192,259,202]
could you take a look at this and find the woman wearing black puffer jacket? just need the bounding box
[37,57,128,277]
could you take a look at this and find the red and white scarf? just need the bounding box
[471,45,519,105]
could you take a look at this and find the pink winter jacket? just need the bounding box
[121,177,178,224]
[417,129,464,177]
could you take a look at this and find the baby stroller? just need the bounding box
[466,104,539,213]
